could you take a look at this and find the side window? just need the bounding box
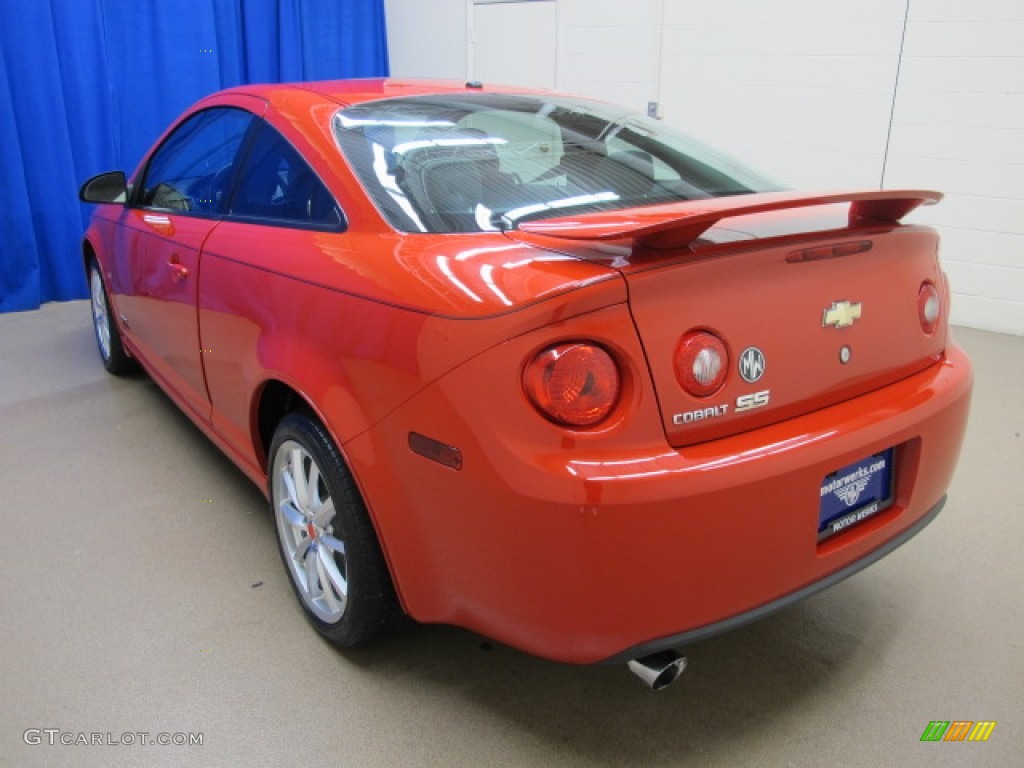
[141,108,253,213]
[230,122,344,229]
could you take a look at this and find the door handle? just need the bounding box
[168,258,190,281]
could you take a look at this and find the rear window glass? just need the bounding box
[333,93,782,234]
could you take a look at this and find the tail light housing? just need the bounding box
[918,281,941,334]
[675,331,728,397]
[524,342,620,427]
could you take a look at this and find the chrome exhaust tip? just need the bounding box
[627,650,687,690]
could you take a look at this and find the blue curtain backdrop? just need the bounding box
[0,0,388,313]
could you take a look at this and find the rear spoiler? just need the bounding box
[515,189,942,250]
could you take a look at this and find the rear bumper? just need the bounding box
[348,343,972,665]
[601,495,946,665]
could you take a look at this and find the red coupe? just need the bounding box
[81,79,972,689]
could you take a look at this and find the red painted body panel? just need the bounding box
[82,79,973,666]
[196,223,621,468]
[612,227,946,447]
[347,343,969,663]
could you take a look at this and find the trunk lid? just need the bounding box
[508,190,947,447]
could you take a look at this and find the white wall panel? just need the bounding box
[949,295,1024,337]
[898,55,1024,95]
[563,0,661,26]
[893,90,1024,130]
[471,1,558,88]
[657,4,905,189]
[906,0,1024,21]
[887,2,1024,333]
[384,0,468,80]
[944,262,1024,336]
[901,19,1024,56]
[887,156,1022,201]
[558,0,661,112]
[662,0,903,25]
[936,228,1022,271]
[661,22,904,58]
[888,124,1023,167]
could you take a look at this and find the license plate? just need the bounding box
[818,449,894,541]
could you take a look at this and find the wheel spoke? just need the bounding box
[280,465,301,513]
[315,556,338,613]
[293,533,313,563]
[279,498,306,529]
[319,545,347,605]
[290,447,308,509]
[318,534,345,557]
[311,497,335,529]
[304,544,320,597]
[307,461,322,507]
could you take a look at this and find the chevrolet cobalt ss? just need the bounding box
[81,80,972,688]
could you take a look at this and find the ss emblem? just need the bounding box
[736,390,770,412]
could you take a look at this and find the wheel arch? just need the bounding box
[253,378,375,504]
[82,238,97,274]
[254,377,408,611]
[255,379,312,472]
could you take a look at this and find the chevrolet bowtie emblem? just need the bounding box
[823,300,862,329]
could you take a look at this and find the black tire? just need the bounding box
[269,411,403,647]
[88,259,137,375]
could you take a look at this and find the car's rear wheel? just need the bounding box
[89,260,137,375]
[269,412,402,646]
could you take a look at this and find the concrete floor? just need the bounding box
[1,300,1021,767]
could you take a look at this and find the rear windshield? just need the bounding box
[333,92,782,234]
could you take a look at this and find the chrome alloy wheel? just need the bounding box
[272,439,348,623]
[90,266,112,361]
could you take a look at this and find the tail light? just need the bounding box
[675,331,728,397]
[918,281,941,334]
[524,342,620,427]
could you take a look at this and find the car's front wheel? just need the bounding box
[88,260,136,375]
[269,412,402,647]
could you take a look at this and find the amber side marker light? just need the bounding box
[675,331,728,397]
[408,432,463,470]
[524,343,620,427]
[918,281,941,334]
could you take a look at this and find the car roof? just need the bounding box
[220,78,544,108]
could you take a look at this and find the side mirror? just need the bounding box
[80,171,128,204]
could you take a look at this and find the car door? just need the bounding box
[112,107,254,421]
